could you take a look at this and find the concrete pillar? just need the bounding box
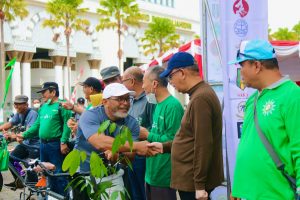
[88,59,101,78]
[51,56,65,99]
[21,52,34,104]
[7,51,24,101]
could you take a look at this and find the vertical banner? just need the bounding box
[220,0,268,190]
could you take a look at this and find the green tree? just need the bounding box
[268,27,273,40]
[141,17,180,57]
[0,0,28,118]
[272,27,297,41]
[292,21,300,40]
[96,0,143,71]
[43,0,90,98]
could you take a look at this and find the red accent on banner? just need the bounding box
[270,40,299,46]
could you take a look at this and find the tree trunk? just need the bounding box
[66,32,71,100]
[0,16,6,121]
[117,18,122,72]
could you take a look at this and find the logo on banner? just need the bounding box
[236,101,246,119]
[233,0,249,17]
[236,68,246,90]
[237,122,243,138]
[234,19,248,37]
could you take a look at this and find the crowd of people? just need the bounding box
[0,39,299,200]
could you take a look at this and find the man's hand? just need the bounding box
[133,140,149,156]
[67,118,78,137]
[104,150,119,162]
[60,143,70,155]
[139,126,149,140]
[196,190,208,200]
[2,129,10,140]
[147,142,163,156]
[61,101,74,110]
[16,133,24,143]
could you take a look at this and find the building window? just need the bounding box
[144,0,174,8]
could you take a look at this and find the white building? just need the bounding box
[1,0,200,114]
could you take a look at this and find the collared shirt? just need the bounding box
[23,100,72,143]
[10,108,39,146]
[75,106,140,172]
[233,77,300,199]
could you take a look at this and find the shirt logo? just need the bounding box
[262,100,275,116]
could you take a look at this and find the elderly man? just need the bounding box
[229,40,300,200]
[18,82,72,197]
[100,66,122,85]
[122,66,156,200]
[141,66,184,200]
[0,95,38,189]
[151,52,224,200]
[74,83,149,199]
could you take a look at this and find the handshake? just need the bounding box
[133,141,164,156]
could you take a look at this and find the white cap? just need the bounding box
[103,83,135,99]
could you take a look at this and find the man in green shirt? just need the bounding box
[229,40,300,200]
[18,82,72,197]
[140,66,184,200]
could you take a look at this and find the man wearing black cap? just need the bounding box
[100,66,122,85]
[148,52,224,200]
[17,82,72,197]
[0,95,39,189]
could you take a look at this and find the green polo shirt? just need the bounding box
[145,95,184,187]
[23,100,72,143]
[233,77,300,200]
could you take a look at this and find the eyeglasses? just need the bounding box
[167,69,182,81]
[122,78,133,83]
[109,96,133,104]
[236,50,258,61]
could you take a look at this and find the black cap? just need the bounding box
[79,77,102,92]
[100,66,120,81]
[37,82,59,93]
[77,97,85,104]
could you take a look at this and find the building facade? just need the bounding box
[1,0,200,116]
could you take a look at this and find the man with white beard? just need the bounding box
[73,83,146,199]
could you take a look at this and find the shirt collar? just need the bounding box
[134,92,146,101]
[266,75,290,89]
[188,81,205,96]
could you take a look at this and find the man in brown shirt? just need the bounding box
[150,52,224,200]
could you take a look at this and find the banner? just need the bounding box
[220,0,268,189]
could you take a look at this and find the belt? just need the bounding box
[41,137,61,143]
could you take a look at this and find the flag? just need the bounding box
[1,58,16,108]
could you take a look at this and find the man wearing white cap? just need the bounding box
[74,83,148,199]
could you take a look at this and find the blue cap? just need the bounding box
[228,40,276,65]
[160,52,195,78]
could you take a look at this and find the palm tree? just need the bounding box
[0,0,28,118]
[271,27,297,41]
[292,21,300,40]
[141,17,180,58]
[43,0,90,98]
[96,0,143,71]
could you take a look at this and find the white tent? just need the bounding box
[271,41,300,83]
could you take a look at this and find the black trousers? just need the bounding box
[178,189,213,200]
[9,144,39,183]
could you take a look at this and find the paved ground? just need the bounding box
[0,171,27,200]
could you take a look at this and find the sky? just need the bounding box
[268,0,300,32]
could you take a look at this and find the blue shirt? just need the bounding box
[10,108,39,147]
[75,106,140,172]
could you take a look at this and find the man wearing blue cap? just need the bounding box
[152,52,224,200]
[229,40,300,200]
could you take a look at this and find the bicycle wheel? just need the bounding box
[0,172,3,191]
